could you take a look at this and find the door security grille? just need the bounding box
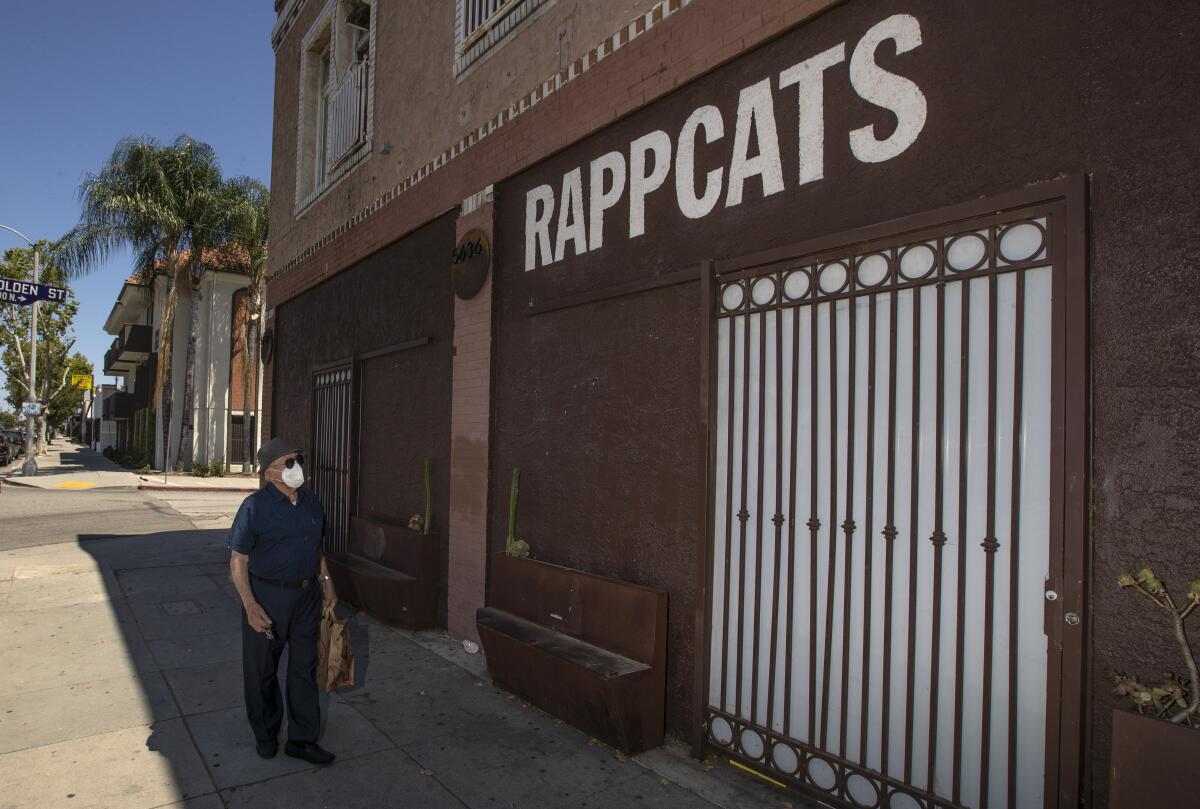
[311,365,353,559]
[705,202,1072,809]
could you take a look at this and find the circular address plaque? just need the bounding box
[452,229,491,300]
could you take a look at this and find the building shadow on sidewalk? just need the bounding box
[64,529,786,809]
[72,529,381,808]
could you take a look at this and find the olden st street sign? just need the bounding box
[0,278,69,305]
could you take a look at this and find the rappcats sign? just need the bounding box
[524,13,928,272]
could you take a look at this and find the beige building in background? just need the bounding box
[101,247,262,471]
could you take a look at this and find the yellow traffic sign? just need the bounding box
[70,374,92,390]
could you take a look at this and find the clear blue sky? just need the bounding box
[0,0,276,396]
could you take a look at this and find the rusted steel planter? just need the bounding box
[328,515,439,629]
[1109,709,1200,808]
[477,553,668,755]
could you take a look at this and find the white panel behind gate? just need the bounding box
[707,216,1055,809]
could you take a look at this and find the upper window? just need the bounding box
[296,0,375,212]
[455,0,550,76]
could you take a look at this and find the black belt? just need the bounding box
[252,573,316,589]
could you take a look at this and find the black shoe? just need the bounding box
[284,741,335,765]
[255,739,278,759]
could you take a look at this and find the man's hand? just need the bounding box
[245,600,273,634]
[322,578,338,611]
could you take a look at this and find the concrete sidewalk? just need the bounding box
[2,440,258,493]
[2,439,140,490]
[0,526,806,809]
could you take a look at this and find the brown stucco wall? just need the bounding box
[269,0,659,276]
[1083,2,1200,806]
[271,212,457,623]
[487,0,1200,800]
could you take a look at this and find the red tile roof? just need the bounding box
[150,244,254,276]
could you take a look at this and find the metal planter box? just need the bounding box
[1109,708,1200,809]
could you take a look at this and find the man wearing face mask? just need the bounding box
[227,437,338,764]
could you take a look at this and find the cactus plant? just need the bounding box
[1111,566,1200,726]
[505,467,530,558]
[423,457,432,535]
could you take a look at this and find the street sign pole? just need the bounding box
[21,248,39,475]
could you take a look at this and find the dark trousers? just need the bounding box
[241,578,321,743]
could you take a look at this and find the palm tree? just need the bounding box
[56,135,224,471]
[225,178,270,474]
[173,146,233,471]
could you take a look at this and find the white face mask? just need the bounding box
[281,463,305,489]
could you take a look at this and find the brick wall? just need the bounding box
[267,0,839,309]
[446,197,496,641]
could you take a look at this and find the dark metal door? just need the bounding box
[702,187,1085,809]
[311,364,353,559]
[228,415,255,466]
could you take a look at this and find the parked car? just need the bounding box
[2,429,23,459]
[0,438,11,467]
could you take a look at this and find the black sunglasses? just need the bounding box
[281,453,304,469]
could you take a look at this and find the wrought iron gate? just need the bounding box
[703,194,1082,809]
[311,364,353,560]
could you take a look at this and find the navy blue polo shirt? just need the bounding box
[226,484,325,581]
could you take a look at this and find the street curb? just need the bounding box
[1,478,138,491]
[137,484,258,493]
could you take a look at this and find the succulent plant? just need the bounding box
[423,457,432,535]
[505,467,530,558]
[1113,566,1200,726]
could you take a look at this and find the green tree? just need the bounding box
[0,242,90,448]
[48,353,93,429]
[0,411,17,429]
[226,177,269,473]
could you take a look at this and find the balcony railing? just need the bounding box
[461,0,518,48]
[103,339,133,377]
[116,323,152,362]
[325,59,368,171]
[456,0,545,74]
[102,391,136,421]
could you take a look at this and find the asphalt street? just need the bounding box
[0,487,195,551]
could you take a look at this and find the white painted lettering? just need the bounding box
[628,130,672,239]
[725,78,785,207]
[675,105,725,220]
[849,14,927,163]
[525,184,555,271]
[521,13,930,270]
[588,151,626,251]
[779,43,846,186]
[554,167,588,262]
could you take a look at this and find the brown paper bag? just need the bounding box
[317,604,354,691]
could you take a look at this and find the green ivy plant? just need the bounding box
[1111,567,1200,727]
